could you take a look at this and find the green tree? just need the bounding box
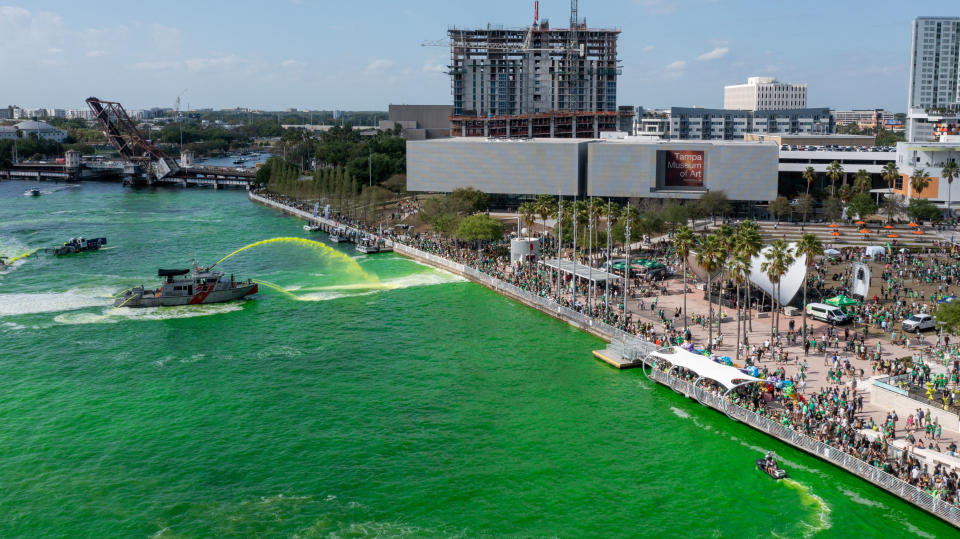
[456,214,504,243]
[942,160,959,218]
[936,301,960,336]
[697,190,731,225]
[450,187,489,213]
[431,213,461,237]
[794,233,823,349]
[882,195,905,223]
[695,233,727,351]
[673,226,697,332]
[796,194,815,225]
[770,196,791,224]
[907,198,941,222]
[847,192,878,220]
[661,203,688,230]
[760,239,795,336]
[826,160,844,197]
[823,197,844,222]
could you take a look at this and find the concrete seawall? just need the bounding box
[249,191,960,529]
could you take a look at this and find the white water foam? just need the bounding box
[0,288,114,317]
[839,487,886,509]
[902,520,936,539]
[54,302,244,325]
[783,478,832,538]
[670,406,691,419]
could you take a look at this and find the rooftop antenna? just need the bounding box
[534,0,539,25]
[570,0,577,28]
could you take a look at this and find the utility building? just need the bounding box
[444,2,627,138]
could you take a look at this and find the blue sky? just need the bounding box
[0,0,955,112]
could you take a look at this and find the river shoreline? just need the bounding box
[249,190,960,529]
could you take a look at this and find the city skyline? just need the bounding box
[0,0,957,111]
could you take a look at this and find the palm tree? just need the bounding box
[730,253,751,361]
[942,161,959,219]
[673,226,696,332]
[802,166,816,195]
[518,201,536,234]
[760,240,795,337]
[795,233,823,353]
[853,169,871,195]
[910,168,930,200]
[534,194,557,239]
[826,160,844,198]
[696,233,726,351]
[881,162,900,223]
[735,221,763,334]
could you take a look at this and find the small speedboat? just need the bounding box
[303,223,323,232]
[757,454,787,479]
[24,188,41,196]
[328,227,347,243]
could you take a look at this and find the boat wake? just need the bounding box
[782,478,832,538]
[54,302,244,325]
[0,288,114,317]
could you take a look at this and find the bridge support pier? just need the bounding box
[213,182,220,190]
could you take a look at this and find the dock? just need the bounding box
[591,340,644,369]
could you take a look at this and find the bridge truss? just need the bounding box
[85,97,180,179]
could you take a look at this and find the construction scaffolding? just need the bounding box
[434,2,624,139]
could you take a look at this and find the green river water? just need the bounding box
[0,181,952,538]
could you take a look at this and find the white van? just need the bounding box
[806,303,849,325]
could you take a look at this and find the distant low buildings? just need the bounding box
[724,77,807,111]
[669,107,833,141]
[14,120,67,142]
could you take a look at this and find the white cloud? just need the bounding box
[281,59,306,68]
[697,47,729,61]
[642,45,654,53]
[422,60,446,74]
[665,60,687,71]
[0,6,66,64]
[364,58,395,74]
[184,55,241,72]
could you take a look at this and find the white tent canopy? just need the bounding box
[540,259,619,283]
[649,346,762,392]
[864,245,886,258]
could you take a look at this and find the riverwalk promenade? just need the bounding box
[249,191,960,528]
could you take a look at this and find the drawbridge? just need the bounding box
[86,97,256,187]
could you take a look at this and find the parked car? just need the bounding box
[902,313,937,333]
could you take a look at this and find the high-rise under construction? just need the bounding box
[446,2,627,138]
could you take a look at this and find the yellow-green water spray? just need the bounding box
[252,279,304,301]
[7,248,39,264]
[213,237,375,282]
